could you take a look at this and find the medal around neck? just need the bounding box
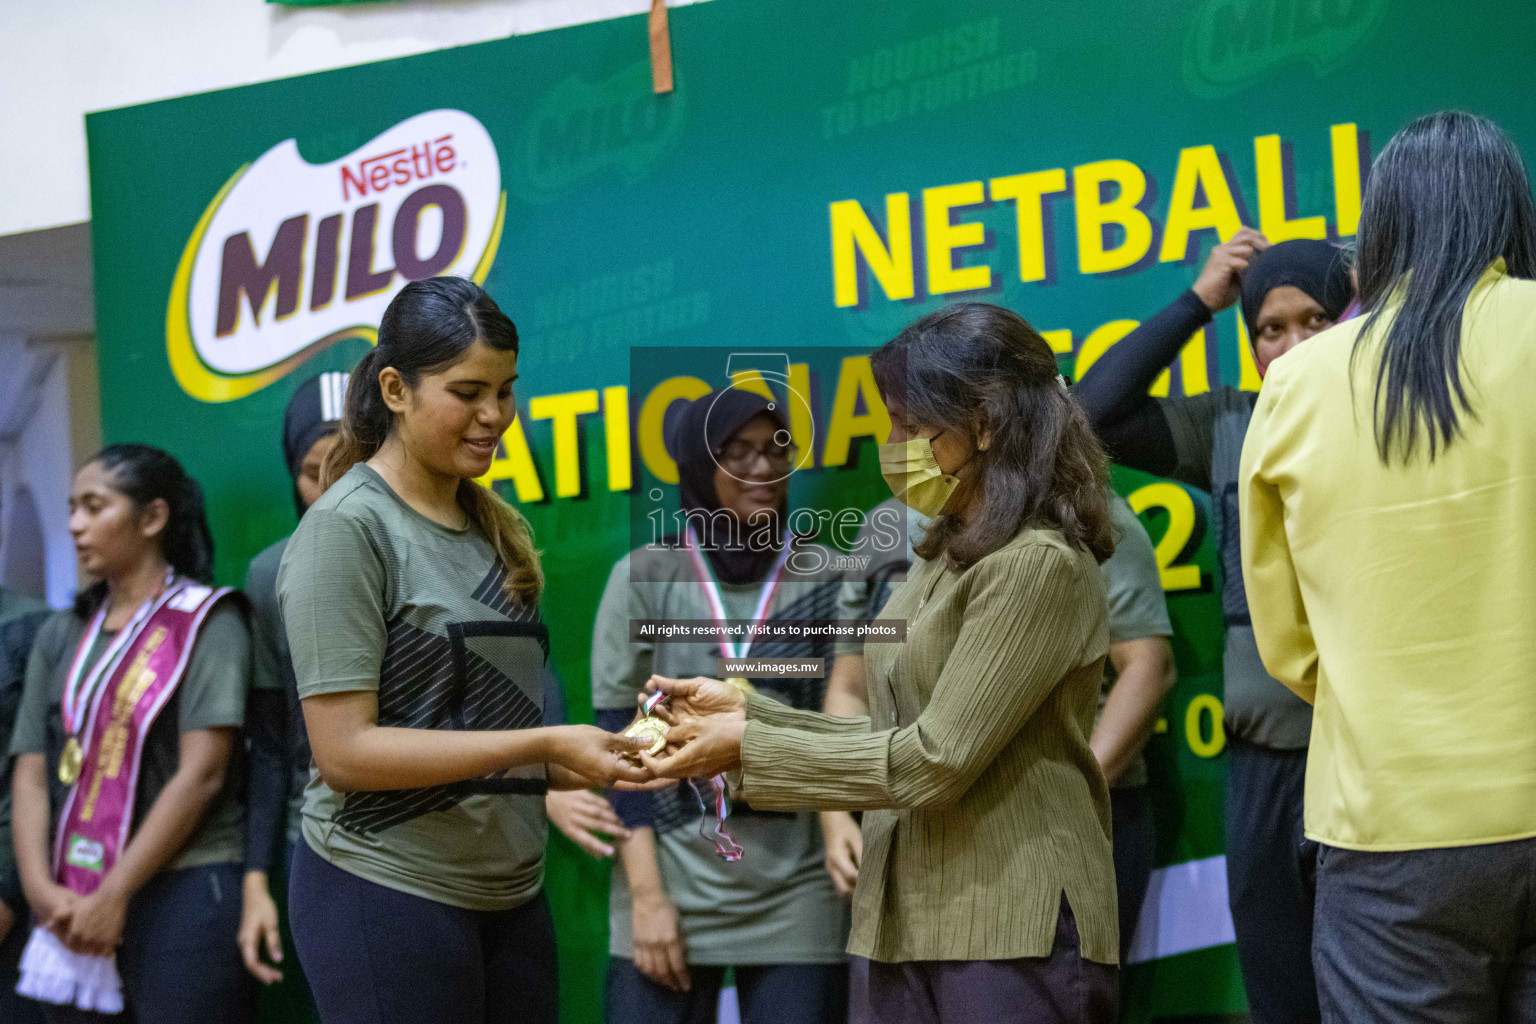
[58,737,84,786]
[57,570,177,789]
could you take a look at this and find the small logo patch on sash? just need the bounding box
[66,835,105,873]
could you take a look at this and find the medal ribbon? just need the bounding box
[682,527,791,660]
[676,529,791,864]
[641,691,746,862]
[688,775,745,862]
[60,571,176,739]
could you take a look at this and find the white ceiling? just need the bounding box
[0,0,710,237]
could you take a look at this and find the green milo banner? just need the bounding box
[84,1,1534,1020]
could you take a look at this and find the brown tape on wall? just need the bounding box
[649,0,674,94]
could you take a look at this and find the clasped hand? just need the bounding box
[611,675,749,790]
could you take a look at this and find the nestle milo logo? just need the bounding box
[167,109,505,403]
[1183,0,1387,96]
[67,835,105,873]
[512,60,683,203]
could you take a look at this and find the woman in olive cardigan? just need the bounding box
[635,302,1121,1024]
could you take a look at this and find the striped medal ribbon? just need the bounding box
[57,570,176,786]
[676,527,794,861]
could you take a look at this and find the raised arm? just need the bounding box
[1074,293,1213,428]
[1073,228,1267,475]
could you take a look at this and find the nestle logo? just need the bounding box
[171,109,502,403]
[1182,0,1386,97]
[341,135,458,201]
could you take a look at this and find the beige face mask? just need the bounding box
[878,436,960,518]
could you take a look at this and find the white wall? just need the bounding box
[0,0,706,238]
[0,338,85,608]
[0,0,711,605]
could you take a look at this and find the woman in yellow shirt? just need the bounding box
[1240,110,1536,1024]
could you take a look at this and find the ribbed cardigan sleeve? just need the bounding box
[743,689,870,735]
[738,544,1093,812]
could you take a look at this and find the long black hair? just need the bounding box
[323,277,543,606]
[1353,110,1536,462]
[872,302,1113,570]
[75,444,214,617]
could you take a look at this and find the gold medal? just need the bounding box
[58,736,84,786]
[623,716,670,757]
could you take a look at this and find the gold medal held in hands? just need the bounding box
[623,715,670,757]
[58,736,84,786]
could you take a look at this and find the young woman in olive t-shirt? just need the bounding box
[280,278,650,1024]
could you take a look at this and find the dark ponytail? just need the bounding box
[323,277,543,606]
[75,444,215,617]
[324,347,391,480]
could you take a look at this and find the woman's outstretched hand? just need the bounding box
[643,675,746,718]
[637,676,748,780]
[546,725,655,787]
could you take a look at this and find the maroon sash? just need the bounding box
[52,581,232,894]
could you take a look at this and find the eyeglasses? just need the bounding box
[717,439,798,472]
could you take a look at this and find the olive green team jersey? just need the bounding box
[279,464,549,911]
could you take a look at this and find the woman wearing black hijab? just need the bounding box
[591,388,850,1024]
[1073,232,1353,1024]
[238,371,349,1004]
